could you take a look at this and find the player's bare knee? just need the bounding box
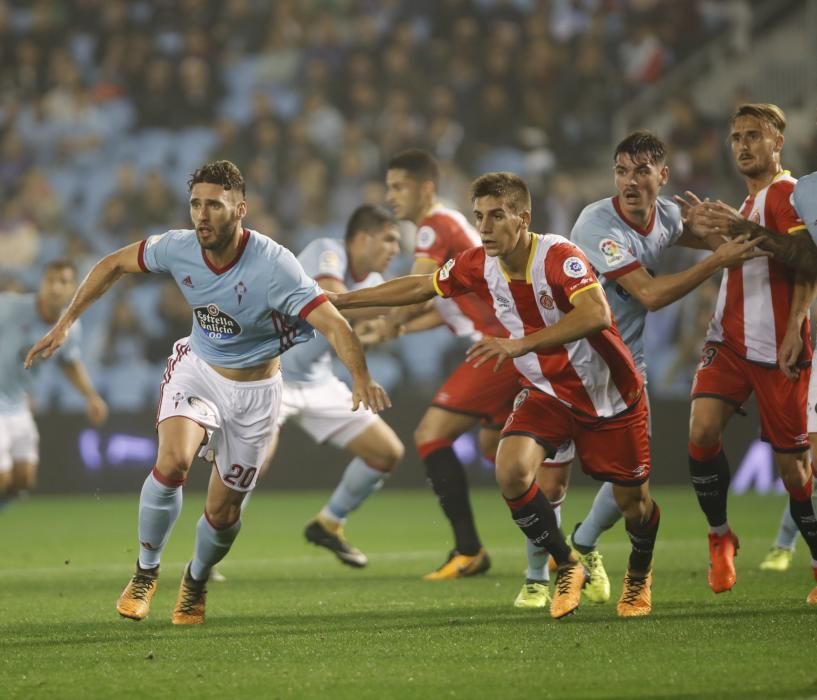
[778,454,810,490]
[688,421,722,450]
[154,452,192,482]
[495,457,533,496]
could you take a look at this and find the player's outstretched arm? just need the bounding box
[60,360,109,425]
[332,273,437,310]
[305,300,391,413]
[25,242,145,368]
[615,234,769,312]
[467,285,612,370]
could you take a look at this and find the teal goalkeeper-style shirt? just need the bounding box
[137,228,327,368]
[0,292,81,414]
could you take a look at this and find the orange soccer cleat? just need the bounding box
[171,563,207,625]
[617,570,652,617]
[707,530,739,594]
[550,560,588,619]
[117,563,159,621]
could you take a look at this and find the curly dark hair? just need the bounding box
[614,131,667,165]
[188,160,246,196]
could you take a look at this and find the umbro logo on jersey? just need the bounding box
[495,295,511,307]
[182,275,194,288]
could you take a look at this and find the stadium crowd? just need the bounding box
[0,0,809,410]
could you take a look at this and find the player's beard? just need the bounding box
[198,215,240,252]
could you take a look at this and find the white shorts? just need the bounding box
[808,354,817,434]
[0,409,39,472]
[277,375,377,448]
[158,339,283,493]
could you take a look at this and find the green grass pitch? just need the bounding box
[1,486,816,699]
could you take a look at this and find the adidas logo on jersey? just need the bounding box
[182,275,194,288]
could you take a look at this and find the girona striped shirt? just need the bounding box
[706,171,811,366]
[432,233,642,418]
[414,204,505,339]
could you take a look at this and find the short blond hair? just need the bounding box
[731,103,786,135]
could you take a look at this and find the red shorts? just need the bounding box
[432,358,522,428]
[691,342,809,452]
[501,388,651,486]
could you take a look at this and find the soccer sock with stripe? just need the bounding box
[324,457,389,522]
[625,501,661,574]
[506,482,571,566]
[787,479,817,560]
[419,441,481,555]
[688,442,731,530]
[573,481,621,551]
[190,514,241,581]
[137,469,183,570]
[525,503,561,581]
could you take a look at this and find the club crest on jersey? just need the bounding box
[599,239,624,266]
[416,225,436,250]
[513,388,529,411]
[563,256,587,278]
[234,281,247,304]
[438,258,455,281]
[539,291,555,309]
[194,304,242,340]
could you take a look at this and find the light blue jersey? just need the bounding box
[281,238,383,383]
[138,228,326,368]
[0,292,81,414]
[793,171,817,245]
[570,196,683,371]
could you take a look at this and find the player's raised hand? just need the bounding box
[673,190,710,238]
[24,323,70,368]
[350,377,391,413]
[466,336,525,371]
[696,200,747,238]
[713,234,772,268]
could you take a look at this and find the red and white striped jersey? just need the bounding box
[706,171,811,365]
[432,233,643,418]
[415,204,505,339]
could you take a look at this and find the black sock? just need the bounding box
[506,483,571,565]
[788,482,817,560]
[625,502,661,573]
[688,447,730,527]
[423,446,481,555]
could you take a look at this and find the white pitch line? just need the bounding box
[0,538,742,579]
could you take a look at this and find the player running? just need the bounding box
[333,171,663,619]
[1,259,108,506]
[26,161,389,625]
[516,131,767,608]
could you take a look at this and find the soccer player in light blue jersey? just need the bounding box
[26,161,390,625]
[513,132,766,608]
[265,204,404,567]
[0,259,107,507]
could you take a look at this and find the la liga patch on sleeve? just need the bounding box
[563,256,588,278]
